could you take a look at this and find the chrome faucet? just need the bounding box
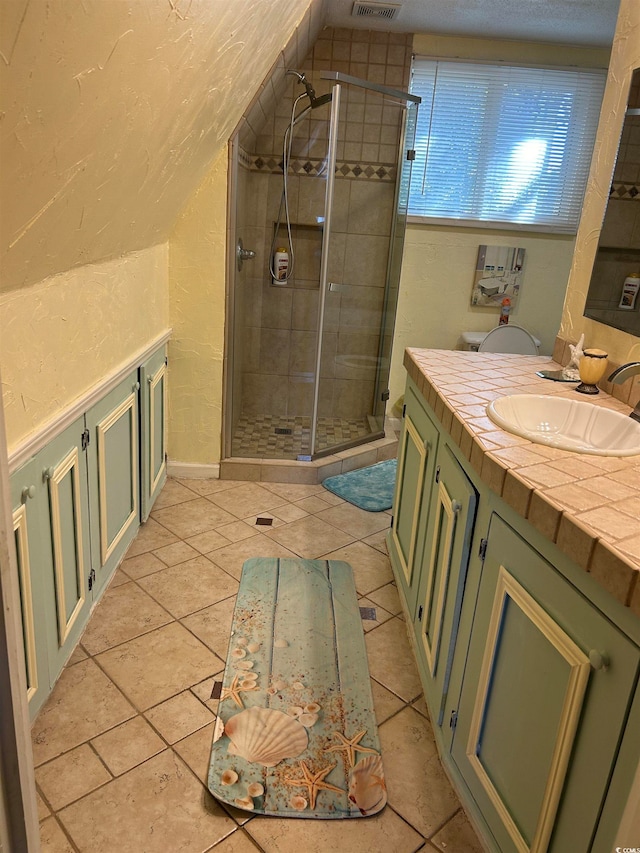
[608,362,640,423]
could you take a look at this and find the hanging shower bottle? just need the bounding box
[273,247,289,284]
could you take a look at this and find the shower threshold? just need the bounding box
[222,415,401,484]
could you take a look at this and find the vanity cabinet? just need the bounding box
[389,373,640,852]
[451,514,639,852]
[388,384,439,619]
[414,444,477,727]
[10,346,167,719]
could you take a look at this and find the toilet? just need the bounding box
[461,327,541,354]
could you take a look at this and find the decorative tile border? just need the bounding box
[239,147,396,182]
[610,182,640,200]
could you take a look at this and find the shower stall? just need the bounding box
[225,70,419,462]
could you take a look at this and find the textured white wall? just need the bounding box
[0,0,315,292]
[0,245,170,450]
[168,149,228,465]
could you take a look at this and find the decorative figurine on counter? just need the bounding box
[562,334,585,381]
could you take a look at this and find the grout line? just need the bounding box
[47,813,83,853]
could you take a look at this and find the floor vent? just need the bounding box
[352,1,401,20]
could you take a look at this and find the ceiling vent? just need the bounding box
[351,2,401,21]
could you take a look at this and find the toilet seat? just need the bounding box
[477,325,539,355]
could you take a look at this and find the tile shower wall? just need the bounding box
[234,27,412,426]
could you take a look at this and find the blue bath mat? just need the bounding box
[207,558,386,819]
[322,458,397,511]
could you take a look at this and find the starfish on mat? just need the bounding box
[284,761,344,810]
[324,729,378,768]
[220,674,257,708]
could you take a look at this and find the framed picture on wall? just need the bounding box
[470,245,526,308]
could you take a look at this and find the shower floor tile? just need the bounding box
[231,414,372,458]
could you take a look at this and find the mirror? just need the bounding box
[584,67,640,336]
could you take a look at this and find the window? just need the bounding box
[408,59,606,233]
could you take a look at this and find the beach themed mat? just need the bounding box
[322,458,397,511]
[207,558,386,819]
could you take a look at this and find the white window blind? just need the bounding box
[408,59,606,232]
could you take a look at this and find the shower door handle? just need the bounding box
[328,282,351,293]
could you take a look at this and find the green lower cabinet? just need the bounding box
[10,456,52,720]
[86,371,140,596]
[414,445,477,727]
[14,417,94,706]
[451,514,640,852]
[9,344,169,718]
[388,382,439,619]
[140,347,167,521]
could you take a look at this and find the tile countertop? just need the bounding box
[403,348,640,615]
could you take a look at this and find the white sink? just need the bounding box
[486,394,640,456]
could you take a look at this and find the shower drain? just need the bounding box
[274,427,293,435]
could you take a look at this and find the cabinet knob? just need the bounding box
[451,500,462,514]
[588,650,609,671]
[133,381,140,392]
[21,485,35,502]
[43,467,55,481]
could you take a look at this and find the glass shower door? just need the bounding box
[309,77,419,458]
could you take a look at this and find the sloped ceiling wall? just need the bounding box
[0,0,317,293]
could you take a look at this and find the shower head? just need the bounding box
[286,69,332,109]
[310,92,332,109]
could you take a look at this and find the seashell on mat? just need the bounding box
[304,702,320,714]
[287,706,303,717]
[231,648,246,659]
[298,713,318,728]
[247,641,261,653]
[290,795,308,811]
[273,679,287,691]
[225,706,308,767]
[234,796,254,810]
[220,769,238,785]
[236,637,248,647]
[274,638,288,648]
[292,681,305,691]
[348,754,386,815]
[247,782,264,797]
[235,660,254,671]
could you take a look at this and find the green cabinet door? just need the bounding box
[388,382,439,619]
[414,445,477,727]
[10,456,51,720]
[140,347,167,521]
[35,417,93,685]
[86,372,140,596]
[451,514,640,853]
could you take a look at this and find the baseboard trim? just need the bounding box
[167,461,220,480]
[8,330,172,473]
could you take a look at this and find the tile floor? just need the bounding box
[34,477,484,853]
